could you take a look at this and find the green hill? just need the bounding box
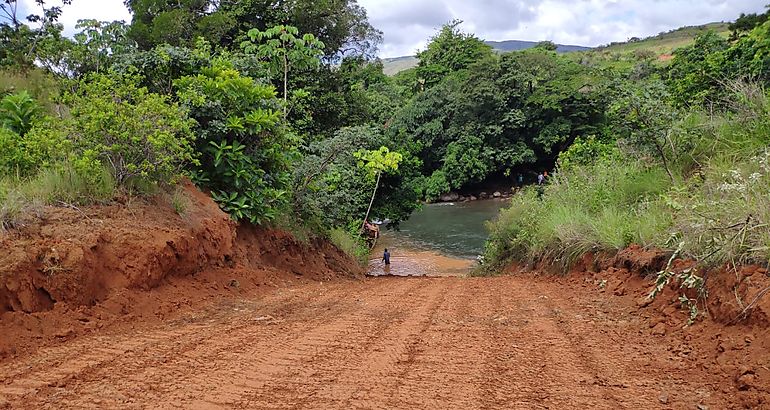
[382,56,419,76]
[599,22,730,55]
[571,22,731,71]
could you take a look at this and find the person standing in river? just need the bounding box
[382,248,391,266]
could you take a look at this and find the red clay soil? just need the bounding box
[0,272,768,409]
[0,181,362,360]
[1,187,769,408]
[538,244,770,408]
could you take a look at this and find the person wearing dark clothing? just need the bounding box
[382,248,391,265]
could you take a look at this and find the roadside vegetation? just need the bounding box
[1,0,768,270]
[483,10,770,272]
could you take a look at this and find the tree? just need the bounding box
[355,146,402,232]
[611,81,678,182]
[217,0,382,59]
[416,21,493,88]
[293,126,419,229]
[388,45,607,198]
[241,25,324,115]
[667,31,729,107]
[124,0,382,58]
[68,20,136,76]
[729,8,769,39]
[123,0,212,49]
[535,41,558,51]
[0,0,72,69]
[726,20,770,83]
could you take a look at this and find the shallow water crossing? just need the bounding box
[368,199,509,277]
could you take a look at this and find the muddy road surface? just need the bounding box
[0,276,748,409]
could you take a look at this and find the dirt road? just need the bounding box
[0,276,746,409]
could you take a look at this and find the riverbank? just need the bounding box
[367,199,509,277]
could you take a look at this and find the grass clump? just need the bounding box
[483,159,672,272]
[170,186,191,216]
[328,227,370,266]
[0,163,116,231]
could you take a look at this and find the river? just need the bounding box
[368,199,509,277]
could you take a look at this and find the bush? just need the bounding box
[0,127,25,175]
[176,59,289,225]
[423,170,450,201]
[0,91,42,136]
[64,74,196,186]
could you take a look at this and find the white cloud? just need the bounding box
[361,0,766,57]
[21,0,130,34]
[22,0,768,58]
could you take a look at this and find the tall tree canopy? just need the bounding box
[123,0,382,58]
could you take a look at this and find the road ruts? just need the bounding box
[0,276,731,409]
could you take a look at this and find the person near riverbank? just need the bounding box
[382,248,391,265]
[537,172,545,185]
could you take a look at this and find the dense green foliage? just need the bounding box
[65,74,197,185]
[483,14,770,273]
[2,1,769,272]
[123,0,381,58]
[176,57,289,224]
[389,33,607,198]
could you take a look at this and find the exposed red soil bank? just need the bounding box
[0,182,362,359]
[519,244,770,407]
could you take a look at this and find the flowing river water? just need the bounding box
[368,199,510,277]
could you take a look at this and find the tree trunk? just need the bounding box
[283,53,288,117]
[361,171,382,233]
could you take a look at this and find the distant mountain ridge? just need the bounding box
[382,40,591,75]
[484,40,590,53]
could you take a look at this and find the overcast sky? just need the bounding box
[14,0,768,58]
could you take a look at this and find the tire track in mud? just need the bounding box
[238,278,445,409]
[1,280,435,409]
[0,285,355,407]
[0,289,307,399]
[0,276,737,409]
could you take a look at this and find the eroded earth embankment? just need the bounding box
[0,186,769,409]
[0,182,362,359]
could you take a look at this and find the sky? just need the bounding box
[12,0,768,58]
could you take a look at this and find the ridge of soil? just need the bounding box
[511,243,770,407]
[0,181,363,360]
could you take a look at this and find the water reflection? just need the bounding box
[368,199,509,277]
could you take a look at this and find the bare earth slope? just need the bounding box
[1,275,764,409]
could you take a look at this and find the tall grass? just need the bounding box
[328,228,370,266]
[0,164,115,231]
[483,160,673,272]
[483,82,770,272]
